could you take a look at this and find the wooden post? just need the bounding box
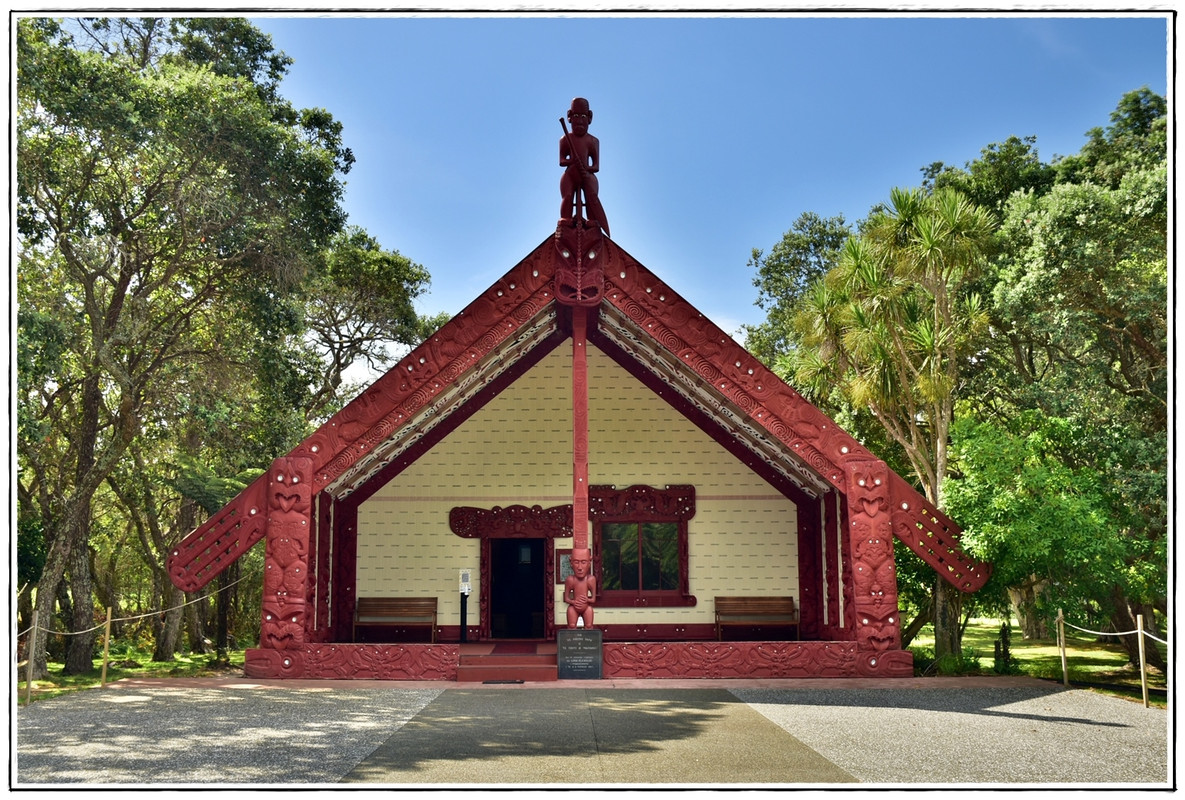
[25,608,38,706]
[1057,608,1069,688]
[571,306,589,551]
[1137,614,1149,708]
[100,607,113,688]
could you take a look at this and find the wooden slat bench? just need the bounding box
[715,596,799,641]
[353,597,438,643]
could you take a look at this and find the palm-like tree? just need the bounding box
[782,187,995,656]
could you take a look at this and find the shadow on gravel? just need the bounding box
[730,685,1143,727]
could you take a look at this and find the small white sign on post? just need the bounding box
[459,569,472,596]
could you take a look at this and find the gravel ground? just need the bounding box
[16,686,442,785]
[14,681,1171,787]
[733,686,1171,786]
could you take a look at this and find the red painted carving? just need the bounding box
[260,456,313,650]
[571,307,591,546]
[846,460,901,652]
[553,223,607,306]
[564,548,597,628]
[167,475,267,593]
[559,97,608,236]
[449,504,573,539]
[588,484,696,520]
[245,644,459,680]
[887,471,991,592]
[603,640,913,679]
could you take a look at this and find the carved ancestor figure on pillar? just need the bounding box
[555,97,609,306]
[559,97,609,237]
[564,548,597,628]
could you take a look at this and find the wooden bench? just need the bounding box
[715,596,799,641]
[353,597,438,643]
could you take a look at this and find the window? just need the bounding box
[590,485,696,607]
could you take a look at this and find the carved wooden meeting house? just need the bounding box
[168,99,989,681]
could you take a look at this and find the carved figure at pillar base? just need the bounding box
[564,548,597,629]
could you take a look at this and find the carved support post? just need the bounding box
[847,460,903,652]
[260,456,314,650]
[572,306,590,551]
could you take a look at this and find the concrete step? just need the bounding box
[456,652,558,683]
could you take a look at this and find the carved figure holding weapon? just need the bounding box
[559,97,610,237]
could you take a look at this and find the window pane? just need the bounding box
[602,523,637,591]
[641,522,679,591]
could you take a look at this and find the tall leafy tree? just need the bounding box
[921,135,1056,216]
[16,17,352,678]
[744,212,851,366]
[785,187,996,659]
[954,88,1168,664]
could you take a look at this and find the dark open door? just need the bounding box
[490,538,545,638]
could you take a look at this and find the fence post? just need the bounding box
[1057,608,1069,688]
[1137,614,1149,708]
[25,609,38,706]
[100,607,113,688]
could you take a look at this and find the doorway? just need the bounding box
[490,538,545,638]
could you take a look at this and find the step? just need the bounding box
[456,663,558,683]
[456,652,558,683]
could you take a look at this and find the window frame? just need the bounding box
[589,484,696,608]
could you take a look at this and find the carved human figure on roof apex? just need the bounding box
[559,97,609,237]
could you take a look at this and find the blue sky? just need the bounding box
[249,11,1170,343]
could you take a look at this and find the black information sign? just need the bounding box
[557,628,603,679]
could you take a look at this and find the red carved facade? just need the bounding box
[175,203,990,682]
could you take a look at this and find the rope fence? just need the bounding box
[1056,608,1165,708]
[18,573,252,705]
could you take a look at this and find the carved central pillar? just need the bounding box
[572,305,590,550]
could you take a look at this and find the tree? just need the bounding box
[301,226,431,421]
[785,187,996,659]
[743,212,850,366]
[944,414,1166,670]
[17,17,351,678]
[956,89,1168,664]
[921,135,1056,216]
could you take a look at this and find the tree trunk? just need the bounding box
[62,540,97,675]
[932,576,964,659]
[213,569,231,666]
[900,599,933,648]
[152,583,185,662]
[1008,581,1049,639]
[186,591,211,654]
[29,500,85,679]
[1110,586,1166,672]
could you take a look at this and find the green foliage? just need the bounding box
[744,212,850,366]
[752,88,1166,668]
[943,414,1163,623]
[993,621,1020,675]
[921,135,1056,215]
[14,16,437,673]
[909,644,982,676]
[785,187,994,502]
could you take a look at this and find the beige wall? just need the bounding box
[357,344,799,627]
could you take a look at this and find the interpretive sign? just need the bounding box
[557,628,602,679]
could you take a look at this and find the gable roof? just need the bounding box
[168,235,990,594]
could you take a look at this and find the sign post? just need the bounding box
[459,569,472,643]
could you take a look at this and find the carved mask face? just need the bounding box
[571,554,590,578]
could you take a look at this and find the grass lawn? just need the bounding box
[16,649,248,705]
[911,618,1168,706]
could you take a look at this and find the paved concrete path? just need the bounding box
[14,677,1170,788]
[343,688,856,784]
